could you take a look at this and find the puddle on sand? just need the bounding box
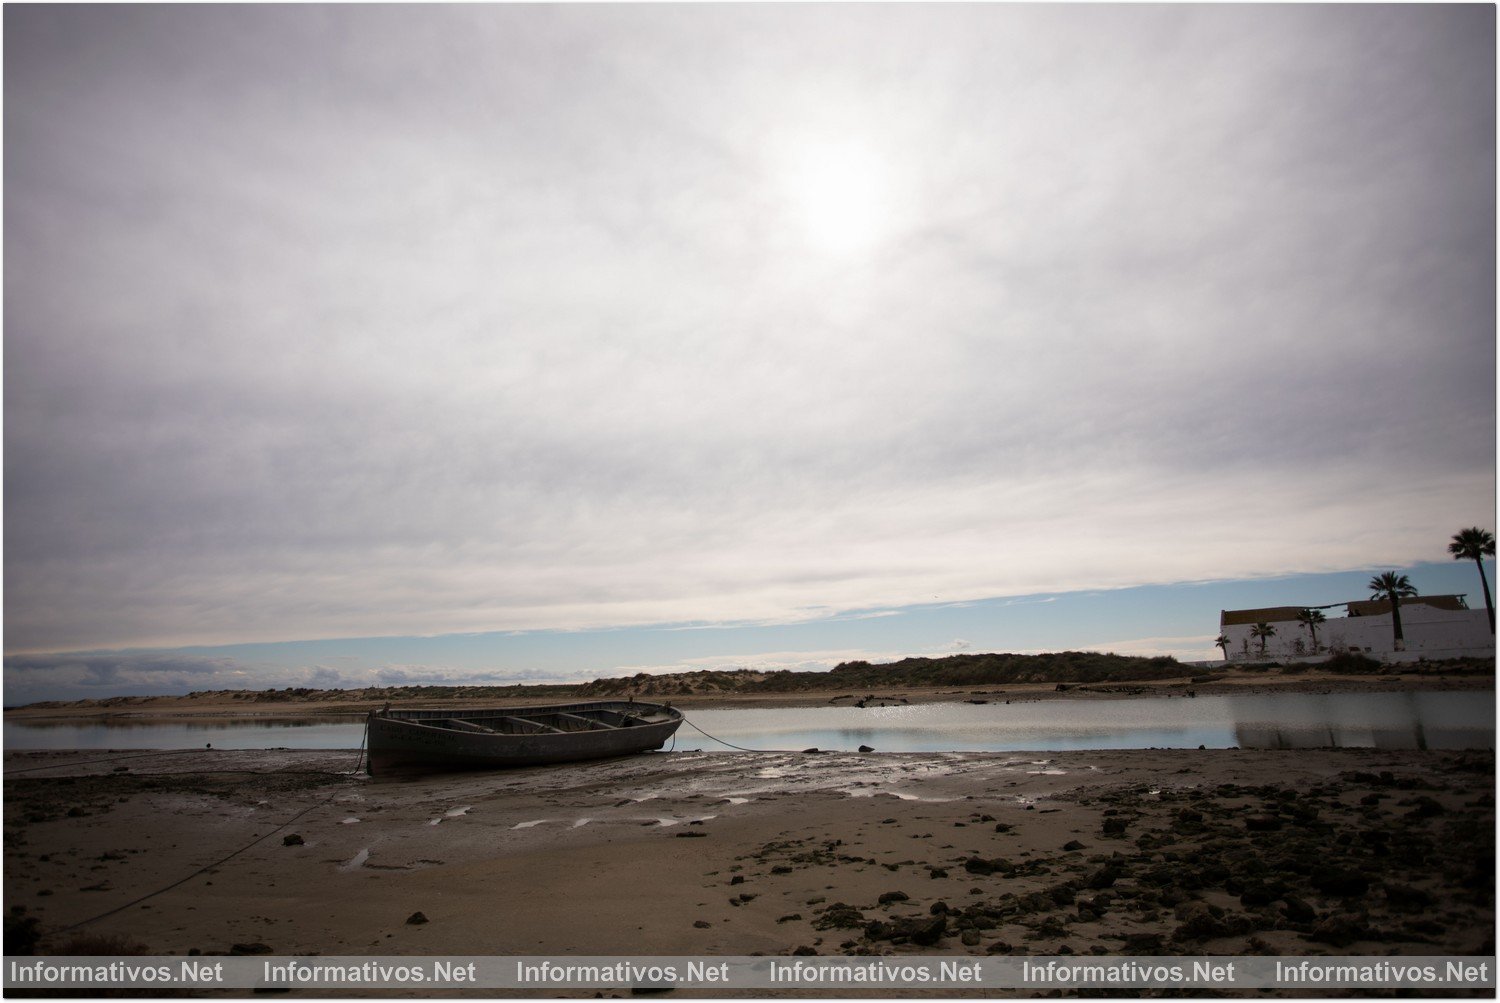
[427,806,473,826]
[512,820,547,830]
[340,817,361,825]
[722,797,751,805]
[572,818,591,828]
[884,790,957,803]
[840,788,954,803]
[339,848,370,871]
[1027,769,1068,776]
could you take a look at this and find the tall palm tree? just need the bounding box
[1449,527,1495,634]
[1249,622,1276,658]
[1297,609,1326,653]
[1214,634,1231,661]
[1368,571,1418,651]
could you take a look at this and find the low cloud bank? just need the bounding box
[2,652,585,706]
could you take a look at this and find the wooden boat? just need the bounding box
[365,699,684,776]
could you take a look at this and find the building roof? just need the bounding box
[1222,594,1470,626]
[1220,607,1313,627]
[1346,594,1469,617]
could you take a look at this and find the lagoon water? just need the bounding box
[686,691,1494,752]
[4,715,361,752]
[4,691,1492,753]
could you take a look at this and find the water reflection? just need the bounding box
[1229,691,1495,749]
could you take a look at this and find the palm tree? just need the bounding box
[1249,622,1276,658]
[1297,609,1326,654]
[1449,527,1495,634]
[1215,634,1231,661]
[1368,571,1418,651]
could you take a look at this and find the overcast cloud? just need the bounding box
[5,5,1494,656]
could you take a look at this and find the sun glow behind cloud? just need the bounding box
[778,139,896,255]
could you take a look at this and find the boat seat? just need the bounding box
[499,716,565,734]
[555,712,615,731]
[440,719,498,734]
[588,710,648,728]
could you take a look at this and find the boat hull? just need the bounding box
[366,700,683,776]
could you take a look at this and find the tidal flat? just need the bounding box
[3,744,1492,996]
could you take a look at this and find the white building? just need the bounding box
[1219,594,1493,662]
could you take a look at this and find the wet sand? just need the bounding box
[5,744,1492,979]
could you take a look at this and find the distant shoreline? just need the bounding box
[5,667,1492,723]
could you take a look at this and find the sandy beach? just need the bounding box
[5,735,1493,994]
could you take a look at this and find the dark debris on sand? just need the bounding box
[720,750,1494,961]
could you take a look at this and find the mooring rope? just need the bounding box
[3,748,202,775]
[47,736,369,935]
[351,715,369,775]
[53,788,343,934]
[678,713,800,754]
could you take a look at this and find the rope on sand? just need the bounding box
[53,791,340,935]
[47,733,370,935]
[3,748,202,775]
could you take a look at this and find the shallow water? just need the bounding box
[677,691,1495,753]
[3,718,362,751]
[4,691,1491,752]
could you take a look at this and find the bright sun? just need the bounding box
[782,142,891,255]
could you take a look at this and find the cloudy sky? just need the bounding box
[5,5,1494,703]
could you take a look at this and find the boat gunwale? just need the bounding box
[371,700,682,739]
